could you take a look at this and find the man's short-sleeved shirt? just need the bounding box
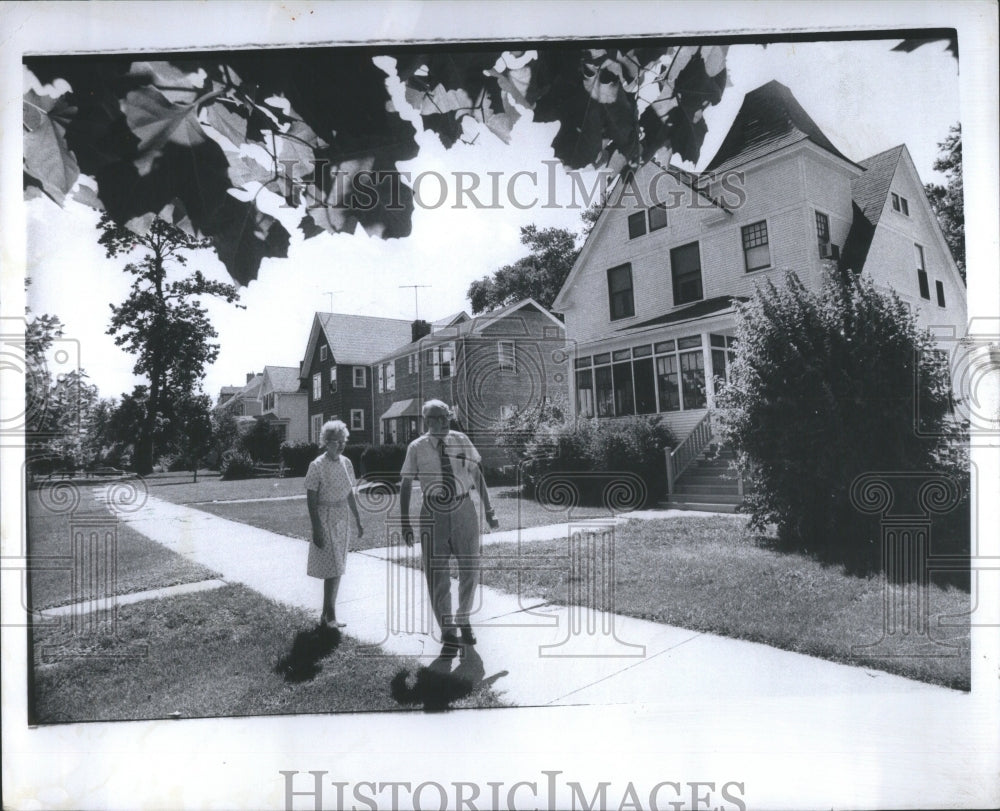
[400,430,481,497]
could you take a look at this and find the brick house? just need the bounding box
[371,298,567,467]
[549,80,967,507]
[299,312,413,445]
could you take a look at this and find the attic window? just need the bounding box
[648,203,668,231]
[936,280,946,308]
[320,345,327,361]
[628,211,647,239]
[891,193,910,216]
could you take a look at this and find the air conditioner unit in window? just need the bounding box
[819,242,840,260]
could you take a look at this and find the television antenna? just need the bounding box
[399,285,431,320]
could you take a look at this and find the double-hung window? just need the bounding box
[741,221,771,271]
[916,244,930,300]
[670,242,703,305]
[607,263,635,320]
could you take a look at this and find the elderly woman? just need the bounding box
[304,420,363,628]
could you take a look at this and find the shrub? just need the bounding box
[716,267,967,575]
[523,416,674,508]
[343,443,367,474]
[220,451,255,481]
[360,443,407,483]
[239,420,284,462]
[280,442,320,477]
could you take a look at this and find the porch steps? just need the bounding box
[660,444,742,514]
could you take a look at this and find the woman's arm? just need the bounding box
[306,488,324,547]
[346,491,364,537]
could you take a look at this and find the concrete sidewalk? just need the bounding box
[91,488,968,710]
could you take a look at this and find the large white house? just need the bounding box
[551,79,967,444]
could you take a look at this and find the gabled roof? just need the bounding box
[214,373,263,411]
[371,298,564,364]
[704,80,858,174]
[840,145,906,273]
[262,365,302,393]
[301,312,413,373]
[432,311,470,330]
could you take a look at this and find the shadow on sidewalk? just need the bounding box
[390,647,507,712]
[274,625,343,683]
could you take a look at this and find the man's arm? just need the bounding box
[470,448,499,530]
[399,476,414,546]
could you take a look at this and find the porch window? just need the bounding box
[711,334,737,390]
[612,356,635,416]
[741,220,771,272]
[607,263,635,321]
[654,334,706,412]
[594,364,614,417]
[575,368,595,418]
[656,355,680,412]
[680,351,707,409]
[633,356,656,414]
[670,242,703,305]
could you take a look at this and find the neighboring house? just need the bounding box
[551,79,967,445]
[371,298,567,467]
[299,312,414,445]
[258,365,308,444]
[215,385,241,409]
[213,373,264,417]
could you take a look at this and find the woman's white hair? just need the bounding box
[320,420,350,444]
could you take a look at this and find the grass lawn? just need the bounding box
[445,515,971,690]
[181,480,611,551]
[26,487,218,609]
[30,583,509,723]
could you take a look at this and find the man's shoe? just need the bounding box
[459,625,477,646]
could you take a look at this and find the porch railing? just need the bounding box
[665,411,714,494]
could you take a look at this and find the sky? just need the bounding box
[25,37,961,401]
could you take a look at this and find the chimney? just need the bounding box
[411,319,431,343]
[246,372,255,383]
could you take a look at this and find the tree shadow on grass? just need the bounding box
[274,624,342,683]
[391,646,506,712]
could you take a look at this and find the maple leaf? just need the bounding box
[123,86,209,175]
[23,89,79,205]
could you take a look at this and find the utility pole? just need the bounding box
[399,285,431,320]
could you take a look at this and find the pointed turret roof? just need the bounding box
[704,80,857,173]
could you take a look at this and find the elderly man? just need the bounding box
[400,399,499,650]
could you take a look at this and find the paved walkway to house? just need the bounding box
[29,488,991,807]
[87,489,967,706]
